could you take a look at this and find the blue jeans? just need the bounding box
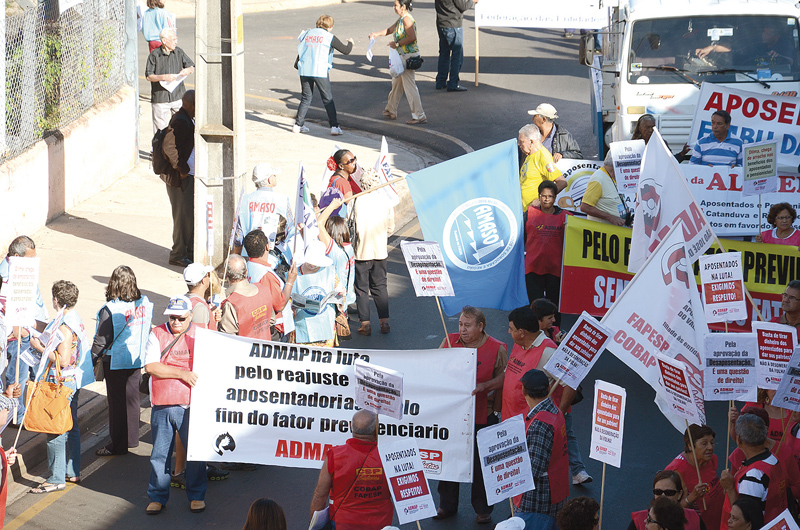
[296,76,338,127]
[45,382,79,484]
[7,336,34,422]
[564,412,587,476]
[436,26,463,90]
[148,405,207,504]
[514,510,557,530]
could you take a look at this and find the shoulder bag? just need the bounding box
[24,352,74,435]
[405,55,424,70]
[334,246,352,341]
[92,316,131,382]
[346,198,359,253]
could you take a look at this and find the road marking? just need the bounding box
[4,483,76,530]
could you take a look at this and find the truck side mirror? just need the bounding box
[579,34,595,66]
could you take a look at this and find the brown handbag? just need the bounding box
[23,354,74,435]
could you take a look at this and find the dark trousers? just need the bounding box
[166,175,194,262]
[104,359,142,453]
[296,76,338,127]
[436,26,464,90]
[525,272,562,327]
[437,415,498,514]
[355,259,389,321]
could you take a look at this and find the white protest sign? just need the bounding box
[761,509,800,530]
[187,330,476,482]
[610,140,645,197]
[400,241,455,297]
[374,136,401,207]
[752,321,796,390]
[4,257,40,327]
[589,380,626,468]
[476,415,534,505]
[698,252,746,323]
[773,348,800,412]
[475,0,608,29]
[703,333,757,401]
[354,359,404,420]
[742,141,778,196]
[378,439,437,524]
[656,354,701,425]
[543,311,611,390]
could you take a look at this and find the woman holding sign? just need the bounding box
[665,424,724,530]
[754,203,800,246]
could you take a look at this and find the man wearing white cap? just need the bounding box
[292,240,339,346]
[183,263,219,330]
[219,255,273,340]
[144,295,207,515]
[233,163,294,256]
[528,103,582,163]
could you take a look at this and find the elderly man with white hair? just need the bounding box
[518,124,566,212]
[234,163,295,256]
[145,27,194,133]
[528,103,582,162]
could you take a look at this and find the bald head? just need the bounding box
[351,410,378,440]
[226,254,247,283]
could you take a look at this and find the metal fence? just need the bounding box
[4,0,126,161]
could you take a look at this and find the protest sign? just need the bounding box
[610,140,645,197]
[475,0,607,29]
[554,159,602,212]
[656,354,702,425]
[378,439,437,524]
[589,380,626,468]
[187,330,476,482]
[773,348,800,412]
[400,241,455,297]
[543,311,611,390]
[698,252,746,323]
[374,136,401,207]
[406,140,528,315]
[761,509,800,530]
[476,415,534,505]
[688,83,800,174]
[354,359,404,420]
[753,321,796,390]
[742,141,778,196]
[4,257,40,327]
[703,333,757,401]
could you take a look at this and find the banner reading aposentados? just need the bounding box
[406,140,528,316]
[186,329,476,482]
[560,216,796,332]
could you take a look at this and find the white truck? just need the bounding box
[582,0,800,153]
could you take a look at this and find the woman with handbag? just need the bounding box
[27,280,88,493]
[318,198,356,340]
[92,266,154,457]
[369,0,427,125]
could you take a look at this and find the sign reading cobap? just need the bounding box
[443,198,518,272]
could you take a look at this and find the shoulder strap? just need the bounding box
[160,327,188,362]
[99,317,131,356]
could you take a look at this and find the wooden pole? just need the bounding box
[598,462,607,530]
[416,521,422,530]
[344,177,405,203]
[714,236,765,322]
[758,195,763,236]
[685,419,708,510]
[13,333,20,425]
[13,370,39,448]
[475,26,480,87]
[435,296,452,348]
[725,321,730,472]
[509,497,514,515]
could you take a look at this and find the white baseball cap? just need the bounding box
[183,263,213,286]
[495,517,526,530]
[163,295,193,316]
[527,103,558,120]
[303,240,333,268]
[252,163,281,186]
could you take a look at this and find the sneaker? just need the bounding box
[292,124,309,134]
[572,470,593,485]
[170,472,186,489]
[331,126,343,136]
[207,464,229,481]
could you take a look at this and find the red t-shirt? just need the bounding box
[761,228,800,246]
[525,206,568,276]
[329,173,362,197]
[666,453,724,530]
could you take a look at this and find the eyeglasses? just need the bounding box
[646,515,663,528]
[782,292,800,302]
[653,489,679,497]
[169,315,189,322]
[343,157,357,165]
[776,216,793,221]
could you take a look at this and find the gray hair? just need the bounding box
[519,124,541,142]
[604,150,615,168]
[226,254,248,282]
[159,27,176,41]
[735,414,767,446]
[359,168,381,191]
[7,235,34,257]
[351,409,378,436]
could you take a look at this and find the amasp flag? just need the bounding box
[405,140,527,315]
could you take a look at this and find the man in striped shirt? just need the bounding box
[690,110,743,167]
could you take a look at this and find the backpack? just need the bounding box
[151,127,171,175]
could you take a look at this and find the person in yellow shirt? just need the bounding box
[517,124,566,212]
[580,152,627,226]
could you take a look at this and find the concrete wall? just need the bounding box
[0,85,137,248]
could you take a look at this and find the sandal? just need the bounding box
[66,476,81,483]
[30,483,66,494]
[382,109,397,120]
[407,117,427,125]
[95,447,115,456]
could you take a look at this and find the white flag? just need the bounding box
[629,128,715,273]
[602,222,708,431]
[374,136,401,207]
[291,163,320,263]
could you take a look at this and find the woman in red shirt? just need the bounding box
[755,203,800,247]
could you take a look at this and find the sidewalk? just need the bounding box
[1,99,439,503]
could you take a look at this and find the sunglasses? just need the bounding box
[169,315,189,322]
[646,515,663,528]
[653,489,679,497]
[343,157,357,165]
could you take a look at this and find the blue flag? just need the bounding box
[405,139,527,316]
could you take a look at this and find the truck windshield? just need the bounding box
[628,15,800,84]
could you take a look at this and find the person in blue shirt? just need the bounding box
[690,110,743,167]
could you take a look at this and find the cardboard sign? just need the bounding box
[543,311,611,390]
[703,333,757,401]
[4,257,40,327]
[773,348,800,412]
[761,509,800,530]
[378,439,437,524]
[589,380,626,468]
[610,140,645,196]
[656,354,701,425]
[354,359,404,420]
[476,415,535,505]
[400,241,455,297]
[753,321,796,390]
[698,252,746,323]
[742,141,778,196]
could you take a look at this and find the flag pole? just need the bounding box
[435,296,452,348]
[344,177,405,203]
[685,419,708,510]
[13,334,19,424]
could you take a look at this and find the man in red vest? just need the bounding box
[719,413,790,530]
[514,369,569,530]
[219,254,273,340]
[433,306,508,524]
[183,262,220,331]
[144,295,207,515]
[308,410,393,530]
